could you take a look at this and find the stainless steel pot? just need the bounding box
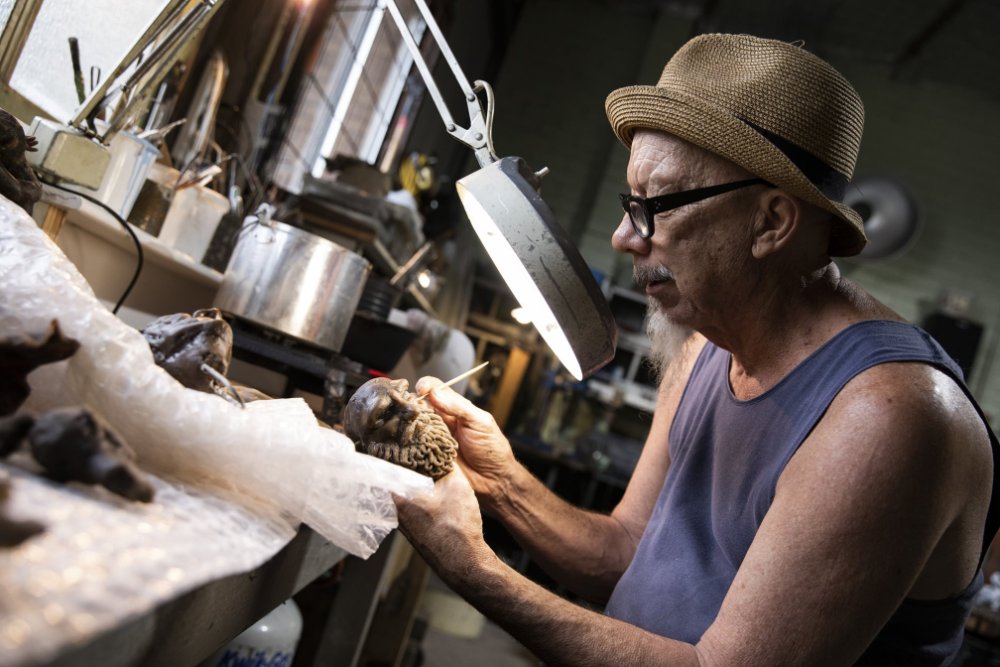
[215,219,371,352]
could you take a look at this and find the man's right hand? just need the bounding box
[415,376,517,507]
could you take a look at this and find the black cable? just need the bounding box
[44,180,144,315]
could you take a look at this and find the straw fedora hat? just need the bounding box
[606,33,867,256]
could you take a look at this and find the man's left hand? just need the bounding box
[394,465,495,588]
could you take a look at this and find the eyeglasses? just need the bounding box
[618,178,772,239]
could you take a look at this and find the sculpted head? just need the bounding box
[142,308,233,392]
[343,377,457,479]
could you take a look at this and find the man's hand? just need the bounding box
[415,377,516,507]
[394,465,495,588]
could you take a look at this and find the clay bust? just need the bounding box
[343,377,457,479]
[142,308,233,393]
[0,107,41,214]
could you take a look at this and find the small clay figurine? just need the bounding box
[28,407,154,502]
[0,470,44,547]
[0,107,42,214]
[343,377,457,480]
[142,308,233,394]
[0,320,80,416]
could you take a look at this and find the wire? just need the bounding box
[44,180,144,315]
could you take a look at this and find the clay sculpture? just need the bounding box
[0,107,42,214]
[27,407,155,502]
[343,377,457,480]
[0,320,80,416]
[142,308,233,394]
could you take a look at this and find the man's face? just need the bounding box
[612,131,760,334]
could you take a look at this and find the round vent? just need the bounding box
[843,176,919,261]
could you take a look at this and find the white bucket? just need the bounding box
[157,184,229,263]
[68,131,160,219]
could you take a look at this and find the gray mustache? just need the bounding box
[633,265,674,288]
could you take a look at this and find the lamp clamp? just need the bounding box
[382,0,497,166]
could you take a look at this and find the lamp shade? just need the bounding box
[456,157,616,380]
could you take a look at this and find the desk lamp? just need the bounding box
[384,0,616,380]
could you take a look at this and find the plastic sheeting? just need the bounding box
[0,195,431,558]
[0,461,296,667]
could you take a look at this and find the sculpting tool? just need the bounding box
[418,361,489,400]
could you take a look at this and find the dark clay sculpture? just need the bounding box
[0,107,41,214]
[0,320,80,416]
[343,377,457,480]
[142,308,233,394]
[28,407,154,502]
[0,413,34,457]
[0,471,44,547]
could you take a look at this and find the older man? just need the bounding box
[396,34,999,665]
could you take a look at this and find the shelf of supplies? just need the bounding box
[38,183,223,289]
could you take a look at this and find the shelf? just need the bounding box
[38,183,223,290]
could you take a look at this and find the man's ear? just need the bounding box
[751,190,800,259]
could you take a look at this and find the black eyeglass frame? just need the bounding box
[619,178,773,239]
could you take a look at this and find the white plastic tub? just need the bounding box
[157,184,229,263]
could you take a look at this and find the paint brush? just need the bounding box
[417,361,489,400]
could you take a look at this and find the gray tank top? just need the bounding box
[604,320,999,664]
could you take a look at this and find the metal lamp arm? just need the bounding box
[382,0,496,166]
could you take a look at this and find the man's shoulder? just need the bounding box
[835,361,973,430]
[804,360,990,485]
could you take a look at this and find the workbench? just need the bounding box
[2,190,412,667]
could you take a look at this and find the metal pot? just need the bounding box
[215,219,371,352]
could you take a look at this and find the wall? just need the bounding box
[472,0,1000,420]
[838,64,1000,417]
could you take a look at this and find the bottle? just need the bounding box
[198,599,303,667]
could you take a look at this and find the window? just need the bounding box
[271,0,429,194]
[3,0,168,121]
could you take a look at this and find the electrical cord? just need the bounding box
[43,180,144,315]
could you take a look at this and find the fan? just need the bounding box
[843,176,919,261]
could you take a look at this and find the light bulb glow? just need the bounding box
[510,307,531,324]
[457,184,582,380]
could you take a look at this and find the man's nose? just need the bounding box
[612,213,648,254]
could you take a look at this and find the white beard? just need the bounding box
[645,299,694,389]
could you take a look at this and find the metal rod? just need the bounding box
[381,0,489,156]
[409,0,475,101]
[70,0,208,128]
[103,2,222,140]
[0,0,44,85]
[69,37,85,104]
[382,0,453,128]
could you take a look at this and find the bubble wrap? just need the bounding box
[0,196,431,559]
[0,462,295,667]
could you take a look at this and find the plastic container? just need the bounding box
[129,163,181,236]
[157,184,229,263]
[65,130,159,219]
[198,600,303,667]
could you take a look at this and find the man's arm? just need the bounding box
[397,467,703,667]
[416,335,704,601]
[399,362,992,666]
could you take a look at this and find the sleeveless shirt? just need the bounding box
[604,320,1000,664]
